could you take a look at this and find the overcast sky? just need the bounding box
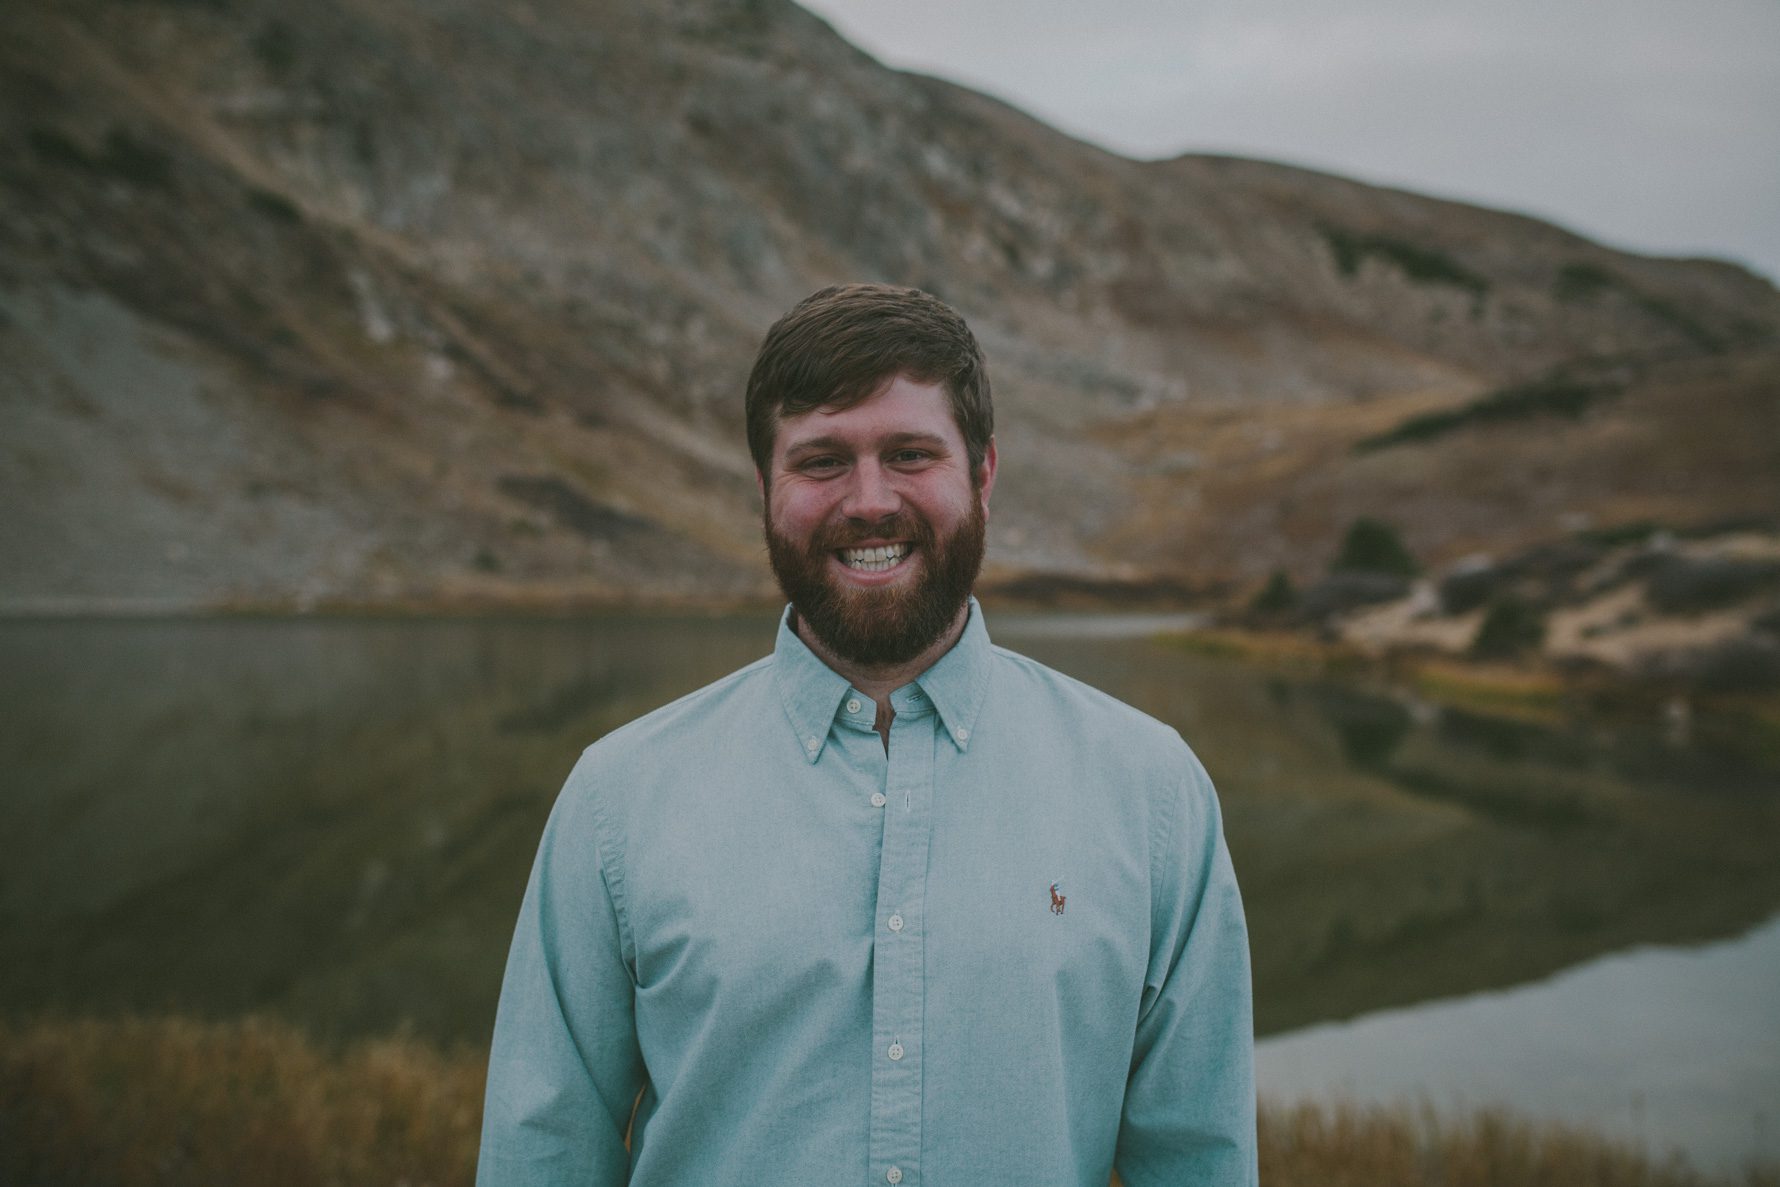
[798,0,1780,283]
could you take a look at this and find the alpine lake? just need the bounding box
[2,610,1776,1172]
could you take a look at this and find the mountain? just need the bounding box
[3,0,1777,612]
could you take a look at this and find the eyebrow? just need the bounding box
[781,432,950,461]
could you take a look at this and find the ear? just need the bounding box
[975,437,998,517]
[755,469,766,503]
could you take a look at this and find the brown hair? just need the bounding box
[745,284,993,484]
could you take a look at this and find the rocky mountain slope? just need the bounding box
[3,0,1777,611]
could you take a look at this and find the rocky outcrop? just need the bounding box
[1309,524,1780,691]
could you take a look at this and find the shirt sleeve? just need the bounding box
[1113,743,1258,1186]
[477,757,644,1186]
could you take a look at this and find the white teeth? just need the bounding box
[840,544,911,572]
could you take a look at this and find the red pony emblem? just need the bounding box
[1049,882,1067,915]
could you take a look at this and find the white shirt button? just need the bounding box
[846,697,862,714]
[870,792,887,808]
[955,727,969,741]
[805,737,819,752]
[887,1042,904,1061]
[887,1169,903,1184]
[888,913,904,932]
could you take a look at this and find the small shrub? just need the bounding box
[1320,225,1489,297]
[246,186,302,223]
[497,475,648,540]
[1549,260,1721,350]
[1576,521,1661,548]
[1249,571,1298,616]
[1298,573,1410,622]
[1472,597,1546,660]
[1632,293,1722,352]
[27,126,93,169]
[1553,261,1616,302]
[101,128,174,189]
[1332,518,1418,579]
[1440,564,1501,615]
[251,20,298,73]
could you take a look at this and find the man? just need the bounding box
[478,284,1256,1186]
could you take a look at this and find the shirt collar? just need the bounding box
[773,597,994,762]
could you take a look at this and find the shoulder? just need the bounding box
[595,652,775,752]
[984,642,1220,828]
[987,642,1192,759]
[556,653,777,804]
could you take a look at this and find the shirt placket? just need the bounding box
[866,692,935,1187]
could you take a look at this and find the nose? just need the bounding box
[838,458,902,524]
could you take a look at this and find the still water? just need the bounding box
[2,611,1777,1168]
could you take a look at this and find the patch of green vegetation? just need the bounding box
[497,475,648,541]
[101,128,175,189]
[29,125,176,189]
[1332,518,1418,579]
[27,127,92,169]
[251,20,297,73]
[246,187,302,224]
[1472,597,1547,660]
[1355,376,1617,452]
[1249,571,1298,616]
[1320,225,1489,298]
[1574,520,1662,548]
[1552,260,1723,352]
[1552,261,1616,302]
[1632,293,1722,352]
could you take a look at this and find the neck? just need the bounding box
[794,601,972,706]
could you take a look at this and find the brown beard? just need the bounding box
[766,497,986,668]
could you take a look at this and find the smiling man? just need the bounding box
[477,284,1256,1187]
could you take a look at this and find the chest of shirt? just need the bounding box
[612,709,1158,1031]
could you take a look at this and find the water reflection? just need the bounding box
[1,612,1776,1067]
[1258,913,1780,1173]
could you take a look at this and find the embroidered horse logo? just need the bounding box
[1049,881,1067,915]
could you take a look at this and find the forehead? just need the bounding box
[772,376,962,457]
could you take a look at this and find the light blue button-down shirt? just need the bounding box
[478,601,1256,1186]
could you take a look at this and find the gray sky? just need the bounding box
[799,0,1780,283]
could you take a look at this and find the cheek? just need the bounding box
[917,484,978,527]
[768,488,830,538]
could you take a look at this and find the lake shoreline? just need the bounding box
[1166,624,1780,751]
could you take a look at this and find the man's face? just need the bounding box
[763,375,996,668]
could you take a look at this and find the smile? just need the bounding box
[838,543,912,572]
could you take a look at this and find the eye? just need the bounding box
[889,448,931,465]
[799,455,845,474]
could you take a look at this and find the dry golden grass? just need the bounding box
[3,1014,1772,1186]
[1,1015,485,1187]
[1256,1099,1776,1187]
[1399,656,1571,721]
